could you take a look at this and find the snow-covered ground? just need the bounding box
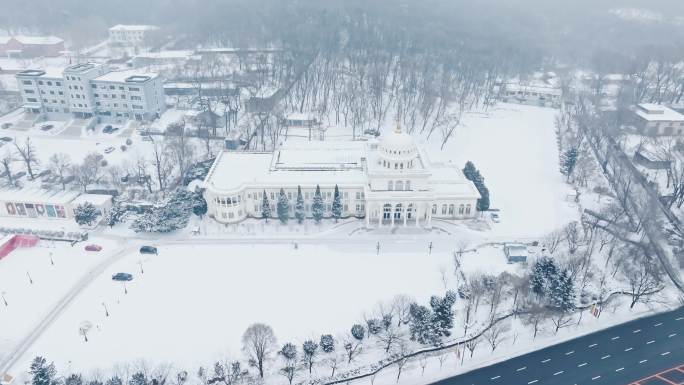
[420,103,578,239]
[8,239,516,373]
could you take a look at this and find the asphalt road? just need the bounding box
[432,307,684,385]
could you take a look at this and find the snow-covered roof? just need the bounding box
[429,165,481,199]
[0,36,12,44]
[13,35,64,45]
[93,69,158,83]
[504,83,562,96]
[634,104,684,122]
[205,143,368,193]
[133,50,194,59]
[71,194,113,207]
[0,188,80,205]
[109,24,159,32]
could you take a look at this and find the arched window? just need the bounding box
[441,204,447,215]
[400,163,404,169]
[396,180,404,191]
[405,180,411,190]
[383,203,392,219]
[465,204,471,215]
[388,181,394,191]
[448,204,455,215]
[459,204,465,214]
[394,163,398,169]
[432,204,437,214]
[394,203,403,219]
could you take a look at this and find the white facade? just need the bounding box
[15,63,165,121]
[203,125,481,228]
[108,25,160,46]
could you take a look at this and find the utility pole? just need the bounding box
[102,302,109,317]
[376,241,380,255]
[428,242,433,255]
[1,291,7,307]
[27,271,33,284]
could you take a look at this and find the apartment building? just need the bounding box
[16,63,165,122]
[108,25,160,47]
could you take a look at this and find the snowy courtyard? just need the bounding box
[7,240,517,373]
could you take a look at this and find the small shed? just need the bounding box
[1,373,15,385]
[504,243,528,263]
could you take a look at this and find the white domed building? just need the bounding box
[202,123,481,228]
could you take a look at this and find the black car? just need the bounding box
[140,246,158,255]
[112,272,133,281]
[0,137,12,142]
[40,124,54,131]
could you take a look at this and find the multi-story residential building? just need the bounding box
[15,63,165,122]
[108,25,160,48]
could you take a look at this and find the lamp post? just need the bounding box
[102,302,109,317]
[138,260,144,274]
[1,291,7,306]
[27,271,33,284]
[49,251,54,266]
[123,281,128,295]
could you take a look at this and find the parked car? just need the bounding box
[490,212,500,223]
[112,272,133,281]
[104,146,115,154]
[141,135,153,141]
[85,244,102,252]
[0,137,12,142]
[139,245,158,255]
[1,122,12,129]
[40,124,54,131]
[12,171,26,180]
[102,125,113,133]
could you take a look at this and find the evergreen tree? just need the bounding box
[280,343,298,361]
[129,373,147,385]
[530,256,559,297]
[302,340,319,374]
[192,193,208,218]
[463,161,477,181]
[74,202,100,226]
[550,268,575,311]
[65,374,83,385]
[366,318,382,335]
[277,188,290,223]
[29,357,58,385]
[320,334,335,353]
[105,377,123,385]
[103,201,127,228]
[463,161,491,212]
[430,290,457,338]
[312,185,324,223]
[351,324,365,341]
[408,303,440,345]
[295,186,305,224]
[331,184,343,222]
[261,190,271,222]
[560,147,578,180]
[130,189,195,233]
[477,186,490,211]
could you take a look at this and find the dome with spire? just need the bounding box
[377,121,418,170]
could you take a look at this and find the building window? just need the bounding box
[432,204,437,214]
[388,181,393,191]
[405,180,411,190]
[448,204,455,215]
[465,204,471,215]
[24,89,35,94]
[396,180,404,191]
[91,84,97,88]
[458,204,464,214]
[441,204,447,215]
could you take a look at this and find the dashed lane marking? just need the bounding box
[611,336,620,340]
[639,360,648,364]
[588,343,598,348]
[578,363,588,367]
[676,317,683,321]
[668,333,677,338]
[565,350,575,355]
[592,376,601,380]
[654,322,663,327]
[647,340,655,344]
[541,359,551,363]
[633,329,641,333]
[661,351,670,356]
[528,380,538,384]
[601,355,611,360]
[553,371,564,376]
[616,367,624,372]
[516,367,527,372]
[490,376,500,380]
[625,347,633,352]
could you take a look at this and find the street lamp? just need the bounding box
[102,302,109,317]
[138,260,144,274]
[49,251,54,266]
[123,281,128,295]
[26,271,33,284]
[1,291,7,307]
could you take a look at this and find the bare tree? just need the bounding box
[1,149,14,185]
[72,153,103,192]
[241,323,277,379]
[150,137,174,194]
[544,229,565,254]
[465,336,479,358]
[620,255,665,309]
[390,294,413,327]
[48,153,71,190]
[483,320,509,352]
[393,340,411,383]
[14,137,38,179]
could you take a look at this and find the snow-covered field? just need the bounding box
[421,103,578,239]
[8,240,511,373]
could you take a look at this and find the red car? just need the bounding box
[85,244,102,252]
